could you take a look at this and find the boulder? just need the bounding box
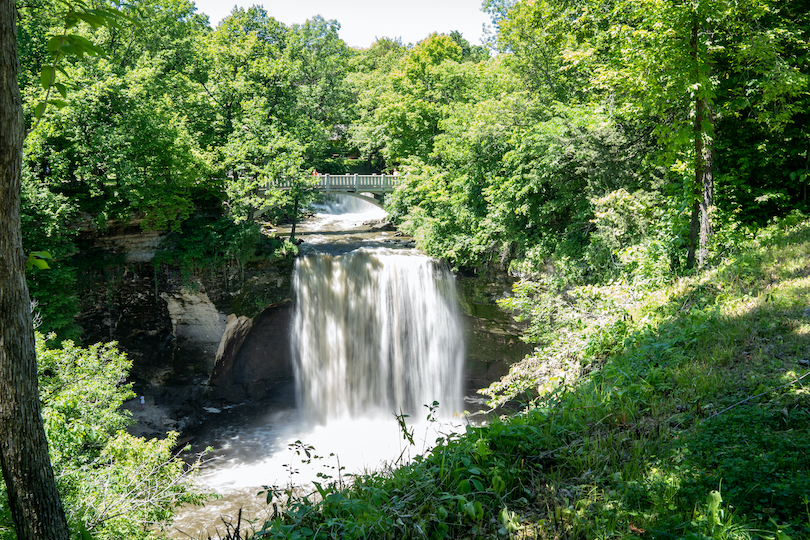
[209,300,295,402]
[370,221,396,232]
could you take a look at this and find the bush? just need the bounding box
[0,334,205,540]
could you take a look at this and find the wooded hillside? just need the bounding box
[7,0,810,538]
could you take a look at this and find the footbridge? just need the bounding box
[270,173,399,207]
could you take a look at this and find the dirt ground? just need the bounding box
[121,394,180,439]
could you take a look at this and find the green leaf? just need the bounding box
[75,12,105,28]
[492,475,506,494]
[40,66,55,89]
[34,102,46,119]
[26,252,53,271]
[89,7,132,29]
[31,259,51,270]
[47,35,65,54]
[54,83,68,98]
[66,34,103,54]
[463,500,477,520]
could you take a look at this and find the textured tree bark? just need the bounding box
[686,16,714,269]
[0,3,70,539]
[686,198,700,270]
[698,122,714,268]
[690,93,714,269]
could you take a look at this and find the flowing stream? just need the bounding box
[169,195,467,538]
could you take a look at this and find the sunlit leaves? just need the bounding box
[26,251,53,271]
[30,1,131,133]
[30,333,204,538]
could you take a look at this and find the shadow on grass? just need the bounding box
[558,224,810,536]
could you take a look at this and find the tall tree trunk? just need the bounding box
[690,93,714,268]
[0,4,70,539]
[686,198,700,269]
[686,15,714,269]
[698,118,714,268]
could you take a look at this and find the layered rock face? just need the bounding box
[77,264,177,385]
[161,289,227,381]
[455,271,534,399]
[74,228,295,437]
[74,228,528,433]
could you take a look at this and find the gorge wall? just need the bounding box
[74,228,531,430]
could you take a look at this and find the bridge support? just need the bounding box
[324,191,385,208]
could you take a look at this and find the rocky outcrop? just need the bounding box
[456,271,534,395]
[71,226,296,442]
[209,301,295,402]
[77,264,176,386]
[161,289,227,379]
[94,230,164,262]
[369,221,396,232]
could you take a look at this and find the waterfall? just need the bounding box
[291,248,464,423]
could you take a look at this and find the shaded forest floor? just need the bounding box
[250,219,810,540]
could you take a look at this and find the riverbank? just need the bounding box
[250,218,810,539]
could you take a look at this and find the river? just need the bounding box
[169,195,472,538]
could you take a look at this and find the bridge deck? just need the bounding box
[270,173,399,193]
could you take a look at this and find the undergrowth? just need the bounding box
[248,216,810,540]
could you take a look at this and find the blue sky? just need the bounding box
[192,0,493,49]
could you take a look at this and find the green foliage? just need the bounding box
[24,58,207,231]
[20,173,81,340]
[388,99,654,273]
[27,0,130,133]
[152,214,266,282]
[348,32,486,168]
[258,408,556,540]
[37,336,133,465]
[0,334,204,540]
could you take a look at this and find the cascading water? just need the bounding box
[169,195,468,537]
[292,249,464,423]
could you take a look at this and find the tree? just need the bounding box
[347,37,407,171]
[349,33,482,167]
[0,1,70,537]
[26,60,207,231]
[207,9,351,226]
[492,0,808,269]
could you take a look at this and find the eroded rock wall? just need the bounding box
[75,229,294,398]
[456,271,534,397]
[161,289,227,382]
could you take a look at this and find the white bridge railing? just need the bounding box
[271,173,399,193]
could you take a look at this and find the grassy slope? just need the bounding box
[257,221,810,540]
